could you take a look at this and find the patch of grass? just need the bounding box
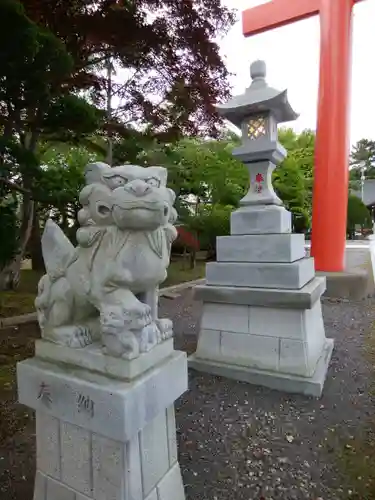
[17,269,43,294]
[333,320,375,499]
[0,261,205,318]
[0,269,42,318]
[337,434,375,499]
[0,292,37,318]
[163,259,205,288]
[0,364,15,387]
[0,323,38,443]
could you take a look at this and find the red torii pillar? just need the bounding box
[243,0,363,272]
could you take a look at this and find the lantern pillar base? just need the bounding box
[192,206,333,397]
[189,338,333,398]
[231,205,292,235]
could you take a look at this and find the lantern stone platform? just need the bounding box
[188,61,334,398]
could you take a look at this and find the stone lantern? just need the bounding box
[217,60,297,209]
[189,60,334,397]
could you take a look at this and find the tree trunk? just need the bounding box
[0,196,34,290]
[61,209,69,233]
[189,249,196,270]
[30,208,45,272]
[105,56,113,166]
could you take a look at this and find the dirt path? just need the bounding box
[1,291,375,499]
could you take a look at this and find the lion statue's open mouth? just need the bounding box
[112,201,168,230]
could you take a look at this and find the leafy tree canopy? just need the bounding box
[136,134,248,215]
[22,0,236,138]
[350,139,375,180]
[347,194,372,233]
[274,128,315,231]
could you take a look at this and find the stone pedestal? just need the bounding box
[189,206,334,397]
[18,339,187,500]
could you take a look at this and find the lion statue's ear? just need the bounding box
[168,207,178,225]
[147,166,168,187]
[167,189,177,224]
[167,188,176,205]
[79,184,95,206]
[85,162,112,185]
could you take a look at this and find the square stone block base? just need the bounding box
[18,347,187,500]
[31,405,185,500]
[33,459,184,500]
[189,338,334,398]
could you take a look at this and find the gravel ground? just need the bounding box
[160,289,375,500]
[0,289,375,499]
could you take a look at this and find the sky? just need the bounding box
[219,0,375,146]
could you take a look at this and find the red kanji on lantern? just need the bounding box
[255,184,263,193]
[255,173,264,183]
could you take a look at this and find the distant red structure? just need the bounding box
[242,0,365,272]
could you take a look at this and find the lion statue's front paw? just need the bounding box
[121,334,140,360]
[125,302,152,331]
[51,325,93,348]
[100,305,141,359]
[137,321,160,353]
[156,318,173,341]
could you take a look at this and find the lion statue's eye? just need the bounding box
[146,177,160,188]
[111,176,127,186]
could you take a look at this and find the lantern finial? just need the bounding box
[250,60,266,81]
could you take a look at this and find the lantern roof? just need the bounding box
[216,60,299,128]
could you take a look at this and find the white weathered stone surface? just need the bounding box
[249,306,304,338]
[166,406,178,466]
[61,422,92,496]
[76,494,92,500]
[279,339,310,377]
[32,428,185,500]
[189,339,334,398]
[145,490,158,500]
[92,434,125,500]
[22,350,187,500]
[36,412,60,479]
[221,332,279,371]
[201,303,249,333]
[140,411,170,495]
[206,258,315,289]
[157,463,185,500]
[20,162,186,500]
[18,351,187,442]
[216,233,305,263]
[231,205,292,235]
[192,59,332,397]
[126,434,143,500]
[35,338,174,381]
[240,160,283,206]
[195,299,328,379]
[249,300,325,342]
[195,329,221,360]
[46,476,76,500]
[33,471,46,500]
[20,331,187,500]
[35,163,178,359]
[195,277,326,309]
[200,301,325,340]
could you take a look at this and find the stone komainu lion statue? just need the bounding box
[35,162,178,359]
